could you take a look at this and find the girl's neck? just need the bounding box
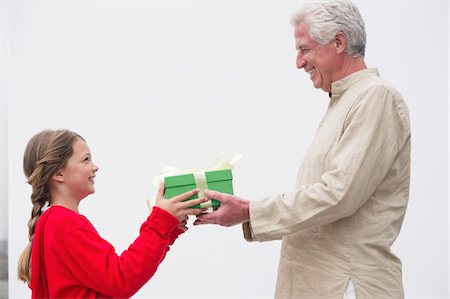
[49,185,81,213]
[50,197,80,213]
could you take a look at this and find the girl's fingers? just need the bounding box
[157,183,165,199]
[187,208,207,215]
[171,189,199,202]
[180,196,208,208]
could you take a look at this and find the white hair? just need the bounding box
[291,0,366,57]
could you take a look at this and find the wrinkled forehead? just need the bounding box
[294,23,316,48]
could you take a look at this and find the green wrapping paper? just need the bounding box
[164,169,234,211]
[150,153,242,213]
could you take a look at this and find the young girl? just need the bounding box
[17,129,207,298]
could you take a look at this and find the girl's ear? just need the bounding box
[52,170,64,183]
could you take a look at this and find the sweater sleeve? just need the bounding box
[60,206,179,298]
[168,227,184,245]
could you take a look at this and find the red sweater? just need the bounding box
[30,205,181,298]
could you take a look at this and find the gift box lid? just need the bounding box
[164,173,193,187]
[205,168,233,182]
[164,168,233,188]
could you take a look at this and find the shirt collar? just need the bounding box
[329,68,379,100]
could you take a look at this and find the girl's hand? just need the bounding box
[155,183,208,221]
[178,216,189,232]
[167,216,189,245]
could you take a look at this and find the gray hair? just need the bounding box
[291,0,366,57]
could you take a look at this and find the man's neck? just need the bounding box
[337,56,367,80]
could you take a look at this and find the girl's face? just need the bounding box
[60,138,99,201]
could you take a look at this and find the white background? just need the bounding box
[2,0,448,298]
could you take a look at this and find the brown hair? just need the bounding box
[17,129,83,283]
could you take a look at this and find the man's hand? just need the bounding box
[193,190,250,227]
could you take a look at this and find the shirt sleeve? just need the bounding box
[248,86,410,241]
[60,206,179,298]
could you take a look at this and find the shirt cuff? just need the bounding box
[242,222,256,241]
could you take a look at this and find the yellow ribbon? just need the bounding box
[152,152,242,186]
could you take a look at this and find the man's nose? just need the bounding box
[296,54,306,69]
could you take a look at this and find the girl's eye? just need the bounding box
[84,157,90,162]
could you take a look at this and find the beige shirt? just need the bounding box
[243,68,411,299]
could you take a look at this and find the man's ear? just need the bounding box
[335,32,346,54]
[52,170,64,183]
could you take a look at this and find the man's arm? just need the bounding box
[196,86,410,242]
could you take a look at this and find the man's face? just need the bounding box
[294,23,339,93]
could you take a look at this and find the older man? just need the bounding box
[195,0,411,298]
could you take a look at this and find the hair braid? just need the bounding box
[17,129,82,283]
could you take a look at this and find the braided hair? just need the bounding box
[17,129,83,283]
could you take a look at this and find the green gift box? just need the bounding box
[164,168,233,210]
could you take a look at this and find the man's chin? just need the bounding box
[314,83,331,93]
[312,82,324,91]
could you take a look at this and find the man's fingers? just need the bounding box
[193,214,218,225]
[187,208,207,215]
[196,212,217,222]
[193,219,207,225]
[204,189,228,202]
